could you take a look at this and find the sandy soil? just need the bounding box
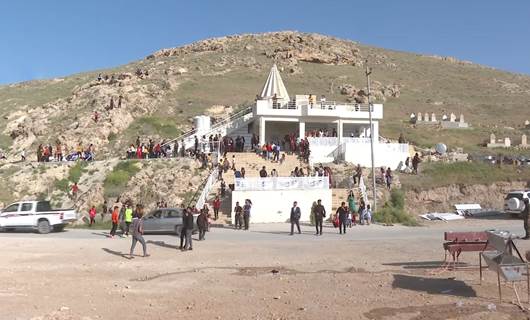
[2,219,530,320]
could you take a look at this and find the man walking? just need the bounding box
[130,206,149,258]
[290,201,302,235]
[234,201,243,230]
[523,198,530,239]
[243,199,252,230]
[336,202,348,234]
[180,208,194,251]
[213,196,221,220]
[314,199,326,235]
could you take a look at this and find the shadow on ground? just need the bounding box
[392,274,476,297]
[101,248,133,259]
[383,261,469,269]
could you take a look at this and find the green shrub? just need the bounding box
[54,178,70,193]
[103,161,141,198]
[373,189,418,226]
[68,162,88,183]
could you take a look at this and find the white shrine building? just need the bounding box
[249,64,409,168]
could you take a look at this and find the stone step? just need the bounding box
[220,152,308,185]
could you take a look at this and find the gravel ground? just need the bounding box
[1,218,530,320]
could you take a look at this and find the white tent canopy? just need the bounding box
[259,64,290,103]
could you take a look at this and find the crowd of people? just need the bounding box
[36,142,95,162]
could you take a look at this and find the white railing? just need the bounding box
[163,106,254,148]
[234,176,330,191]
[267,100,372,112]
[195,168,219,210]
[307,137,372,146]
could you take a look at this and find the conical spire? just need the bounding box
[259,64,290,102]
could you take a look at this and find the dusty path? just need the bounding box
[1,219,530,319]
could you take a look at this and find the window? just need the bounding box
[163,210,181,218]
[153,210,162,219]
[3,204,19,212]
[21,203,33,212]
[36,201,52,212]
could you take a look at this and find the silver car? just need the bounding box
[142,208,198,235]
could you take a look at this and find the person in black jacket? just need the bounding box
[197,207,208,241]
[336,202,348,234]
[290,201,301,235]
[313,199,326,236]
[180,208,194,250]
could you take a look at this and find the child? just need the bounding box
[88,205,97,226]
[109,206,119,238]
[362,205,372,225]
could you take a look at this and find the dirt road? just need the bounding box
[1,219,530,319]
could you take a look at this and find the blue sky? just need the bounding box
[0,0,529,84]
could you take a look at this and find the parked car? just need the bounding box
[142,208,198,235]
[0,200,77,234]
[504,191,530,216]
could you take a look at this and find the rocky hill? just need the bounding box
[1,31,530,212]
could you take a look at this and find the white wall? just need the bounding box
[344,143,409,169]
[309,142,409,169]
[232,189,332,223]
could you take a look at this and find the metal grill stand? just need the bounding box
[479,230,530,303]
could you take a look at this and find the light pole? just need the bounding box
[365,61,377,211]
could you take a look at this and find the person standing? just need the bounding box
[336,202,348,234]
[197,208,208,241]
[385,168,393,190]
[361,205,373,225]
[181,208,194,251]
[233,201,243,230]
[353,164,362,185]
[220,179,226,198]
[243,199,252,230]
[101,200,108,221]
[347,191,357,226]
[71,182,79,200]
[523,198,530,239]
[213,196,221,220]
[412,153,421,175]
[109,206,119,238]
[290,201,302,235]
[88,205,97,226]
[124,204,133,237]
[314,199,326,236]
[130,206,149,258]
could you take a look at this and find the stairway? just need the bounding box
[219,152,307,186]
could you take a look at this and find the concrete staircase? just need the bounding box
[220,152,308,186]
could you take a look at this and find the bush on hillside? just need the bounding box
[373,189,418,226]
[68,162,88,183]
[103,161,141,198]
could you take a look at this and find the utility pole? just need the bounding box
[365,60,377,211]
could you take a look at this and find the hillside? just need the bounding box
[1,31,530,158]
[1,31,530,210]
